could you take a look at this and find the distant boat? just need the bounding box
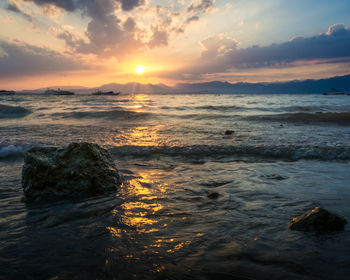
[44,88,74,95]
[322,88,346,95]
[92,90,120,96]
[0,90,15,95]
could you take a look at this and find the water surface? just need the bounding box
[1,93,350,279]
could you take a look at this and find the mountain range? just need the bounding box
[21,74,350,94]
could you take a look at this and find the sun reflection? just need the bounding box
[106,226,122,237]
[126,178,152,196]
[166,241,191,253]
[123,173,167,199]
[119,173,167,234]
[123,125,166,147]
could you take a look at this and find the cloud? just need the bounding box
[327,23,348,36]
[176,15,199,33]
[19,1,62,17]
[24,0,217,58]
[23,0,144,14]
[123,17,137,32]
[116,0,145,11]
[36,0,143,58]
[173,0,214,34]
[200,35,238,59]
[23,0,76,12]
[187,24,350,76]
[76,15,143,57]
[6,1,33,22]
[187,0,215,14]
[0,40,86,77]
[148,26,169,48]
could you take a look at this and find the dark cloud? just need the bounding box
[24,0,215,57]
[186,16,200,24]
[176,16,200,33]
[0,40,86,77]
[148,26,169,48]
[34,0,143,57]
[6,1,33,22]
[6,2,21,13]
[56,30,85,49]
[187,24,350,75]
[75,15,142,57]
[116,0,144,11]
[327,23,348,36]
[173,0,214,34]
[187,0,215,14]
[23,0,76,11]
[123,17,137,32]
[24,0,145,13]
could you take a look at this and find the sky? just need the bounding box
[0,0,350,90]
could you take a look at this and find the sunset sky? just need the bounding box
[1,0,350,90]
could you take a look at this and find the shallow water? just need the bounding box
[1,93,350,279]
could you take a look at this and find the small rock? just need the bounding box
[22,142,121,201]
[265,174,286,180]
[207,192,219,199]
[224,130,234,135]
[289,207,347,232]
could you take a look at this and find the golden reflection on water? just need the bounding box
[103,93,175,147]
[106,227,122,238]
[126,125,166,146]
[116,171,168,234]
[107,168,194,265]
[104,125,166,147]
[166,241,191,253]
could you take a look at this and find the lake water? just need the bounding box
[1,93,350,279]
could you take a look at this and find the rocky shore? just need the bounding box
[22,142,121,201]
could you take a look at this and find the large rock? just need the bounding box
[289,207,347,232]
[22,142,121,201]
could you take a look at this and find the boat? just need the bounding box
[44,88,75,95]
[92,90,120,96]
[0,90,15,95]
[322,88,346,95]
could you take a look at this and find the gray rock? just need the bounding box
[22,142,121,201]
[289,207,347,232]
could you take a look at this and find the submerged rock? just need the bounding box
[22,142,121,201]
[207,192,219,199]
[264,174,286,180]
[224,130,234,135]
[289,207,347,232]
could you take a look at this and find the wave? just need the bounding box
[246,112,350,125]
[280,105,350,113]
[109,144,350,161]
[0,144,29,159]
[161,104,350,114]
[51,109,152,120]
[161,105,252,111]
[1,142,349,161]
[0,104,31,118]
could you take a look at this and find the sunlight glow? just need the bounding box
[135,65,146,74]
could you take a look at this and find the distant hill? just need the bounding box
[173,74,350,94]
[19,74,350,94]
[98,82,173,94]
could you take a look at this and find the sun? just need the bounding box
[135,65,146,75]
